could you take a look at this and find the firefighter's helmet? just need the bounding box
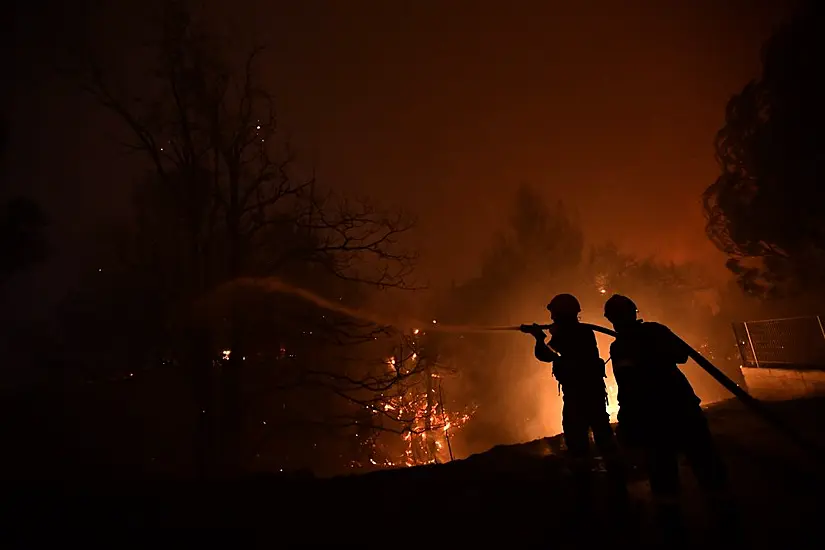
[546,294,581,319]
[604,294,638,322]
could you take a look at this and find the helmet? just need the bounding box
[546,294,581,318]
[604,294,638,322]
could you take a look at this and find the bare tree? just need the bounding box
[67,1,418,475]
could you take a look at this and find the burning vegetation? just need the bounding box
[348,329,476,469]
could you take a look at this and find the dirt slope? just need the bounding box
[4,397,825,547]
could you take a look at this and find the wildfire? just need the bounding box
[350,390,475,470]
[402,402,473,466]
[605,380,619,422]
[360,368,475,468]
[352,328,477,470]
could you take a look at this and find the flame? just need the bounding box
[385,392,474,467]
[605,380,619,422]
[353,333,477,470]
[354,377,476,469]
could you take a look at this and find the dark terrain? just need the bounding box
[3,397,825,547]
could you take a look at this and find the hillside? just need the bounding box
[4,397,825,547]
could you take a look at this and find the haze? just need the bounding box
[4,0,796,312]
[3,0,814,483]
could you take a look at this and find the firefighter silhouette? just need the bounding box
[521,294,626,499]
[604,294,733,540]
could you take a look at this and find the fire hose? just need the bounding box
[492,322,825,464]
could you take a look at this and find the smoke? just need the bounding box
[222,276,521,334]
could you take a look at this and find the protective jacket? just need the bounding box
[547,322,607,398]
[609,321,701,431]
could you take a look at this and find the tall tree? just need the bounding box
[702,2,825,298]
[482,183,583,288]
[65,1,416,475]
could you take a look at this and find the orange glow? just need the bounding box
[605,379,619,422]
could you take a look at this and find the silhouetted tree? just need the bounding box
[482,184,583,288]
[703,2,825,298]
[586,243,713,317]
[62,1,416,476]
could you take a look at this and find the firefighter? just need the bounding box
[603,294,733,539]
[520,294,626,500]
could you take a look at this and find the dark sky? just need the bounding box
[3,0,796,315]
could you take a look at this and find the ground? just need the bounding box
[4,397,825,547]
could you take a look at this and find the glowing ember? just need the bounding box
[595,273,609,295]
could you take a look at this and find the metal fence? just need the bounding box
[732,316,825,370]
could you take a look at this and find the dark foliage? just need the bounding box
[703,2,825,298]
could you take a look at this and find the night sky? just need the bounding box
[3,0,797,319]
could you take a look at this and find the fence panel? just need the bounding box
[732,316,825,370]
